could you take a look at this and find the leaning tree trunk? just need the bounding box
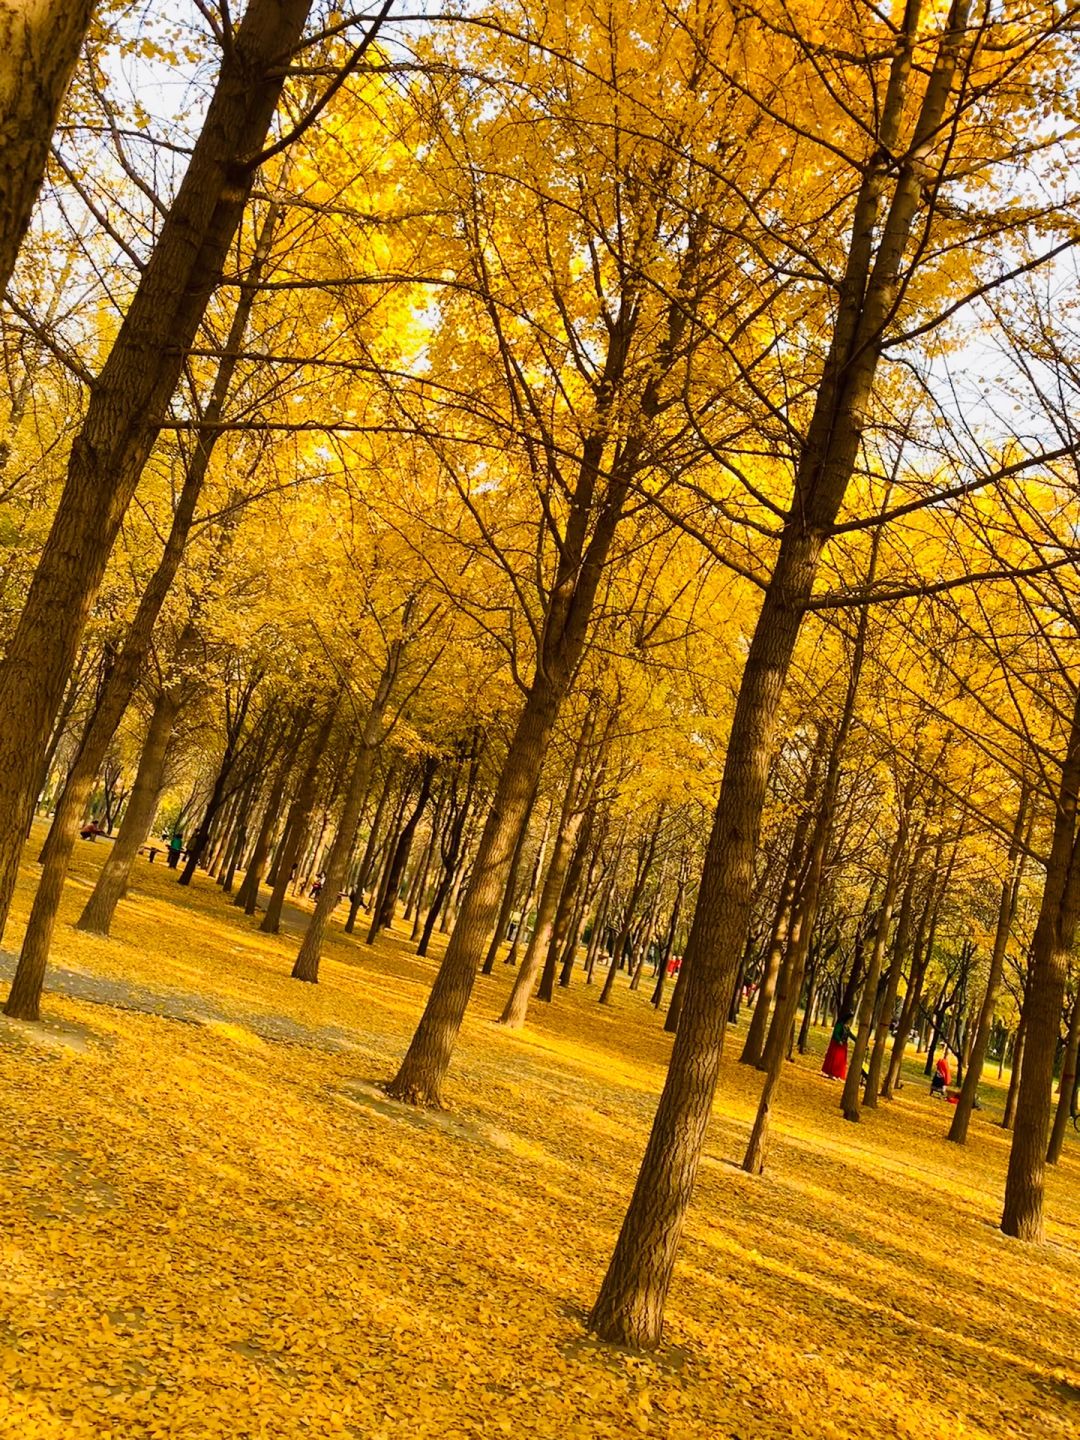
[387,675,564,1103]
[884,818,960,1097]
[0,0,321,946]
[74,683,182,936]
[1002,1008,1027,1131]
[344,762,395,933]
[741,748,822,1064]
[1003,684,1080,1239]
[367,758,437,943]
[759,883,812,1074]
[600,815,663,1008]
[235,705,310,914]
[542,808,597,1000]
[949,790,1027,1143]
[259,698,337,935]
[649,869,686,1010]
[587,0,972,1344]
[864,828,925,1107]
[387,289,643,1104]
[740,885,793,1067]
[480,782,535,975]
[3,587,203,1022]
[414,742,483,954]
[1047,987,1080,1165]
[842,816,909,1123]
[663,945,690,1034]
[291,647,401,984]
[0,0,96,296]
[500,714,594,1028]
[177,686,263,888]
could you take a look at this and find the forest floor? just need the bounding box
[0,826,1078,1440]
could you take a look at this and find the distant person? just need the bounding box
[167,832,183,869]
[822,1011,855,1080]
[79,820,101,841]
[310,873,325,899]
[931,1050,952,1098]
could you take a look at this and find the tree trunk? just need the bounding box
[504,802,553,968]
[663,947,689,1034]
[177,683,262,888]
[949,790,1027,1142]
[863,834,923,1108]
[74,684,182,936]
[600,814,663,1008]
[364,779,412,941]
[1002,1009,1026,1131]
[259,697,338,935]
[796,966,818,1054]
[740,882,793,1066]
[4,609,202,1021]
[0,0,96,296]
[480,782,535,975]
[235,705,310,915]
[387,676,562,1104]
[741,749,822,1064]
[587,0,973,1337]
[883,833,953,1098]
[650,866,686,1010]
[1047,989,1080,1165]
[368,758,437,943]
[31,645,90,828]
[343,763,394,932]
[539,806,595,1002]
[0,0,320,946]
[1003,684,1080,1239]
[500,715,595,1027]
[291,648,402,984]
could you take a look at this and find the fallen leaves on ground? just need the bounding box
[0,831,1077,1438]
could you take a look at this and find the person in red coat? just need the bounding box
[822,1011,855,1080]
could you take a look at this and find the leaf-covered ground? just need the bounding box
[0,829,1077,1439]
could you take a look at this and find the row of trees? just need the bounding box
[2,0,1079,1350]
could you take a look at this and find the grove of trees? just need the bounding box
[2,0,1079,1354]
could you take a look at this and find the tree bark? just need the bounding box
[1003,684,1080,1239]
[74,683,182,936]
[1047,987,1080,1165]
[0,0,96,296]
[0,0,321,946]
[235,704,310,915]
[259,697,338,935]
[367,757,437,942]
[588,0,972,1342]
[949,789,1027,1143]
[842,820,908,1123]
[387,677,562,1103]
[864,821,927,1107]
[291,648,402,984]
[500,714,595,1026]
